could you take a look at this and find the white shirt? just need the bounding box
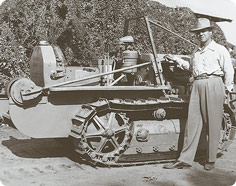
[175,41,234,91]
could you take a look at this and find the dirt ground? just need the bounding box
[0,124,236,186]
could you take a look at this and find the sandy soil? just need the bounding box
[0,124,236,186]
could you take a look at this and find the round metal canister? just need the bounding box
[122,50,139,73]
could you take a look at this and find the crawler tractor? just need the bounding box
[0,16,235,166]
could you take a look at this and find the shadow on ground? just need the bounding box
[1,136,90,165]
[185,169,236,186]
[1,136,236,186]
[142,166,236,186]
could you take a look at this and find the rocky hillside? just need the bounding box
[0,0,227,83]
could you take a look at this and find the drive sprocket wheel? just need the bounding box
[73,106,131,165]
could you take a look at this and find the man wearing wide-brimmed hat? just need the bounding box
[163,18,234,171]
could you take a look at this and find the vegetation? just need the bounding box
[0,0,228,84]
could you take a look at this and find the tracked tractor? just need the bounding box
[0,16,235,166]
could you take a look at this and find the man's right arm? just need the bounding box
[164,55,190,71]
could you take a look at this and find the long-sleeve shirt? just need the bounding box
[174,40,234,91]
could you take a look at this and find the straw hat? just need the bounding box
[190,18,214,32]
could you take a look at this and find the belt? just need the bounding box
[194,74,222,80]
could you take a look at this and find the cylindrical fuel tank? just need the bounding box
[122,50,139,73]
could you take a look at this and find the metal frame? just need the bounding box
[123,16,164,85]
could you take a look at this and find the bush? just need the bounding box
[0,0,227,84]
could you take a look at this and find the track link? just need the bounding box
[70,97,233,166]
[70,97,187,166]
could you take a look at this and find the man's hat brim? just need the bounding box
[190,26,214,32]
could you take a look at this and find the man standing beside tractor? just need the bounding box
[163,18,234,171]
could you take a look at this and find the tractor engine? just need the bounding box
[29,39,150,88]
